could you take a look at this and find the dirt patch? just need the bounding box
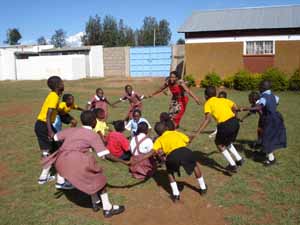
[0,103,33,118]
[0,164,12,196]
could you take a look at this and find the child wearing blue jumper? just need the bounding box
[242,80,286,166]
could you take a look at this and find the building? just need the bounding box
[178,5,300,80]
[0,45,104,80]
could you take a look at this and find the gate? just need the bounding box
[130,46,171,77]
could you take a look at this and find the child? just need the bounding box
[131,122,207,202]
[53,94,84,132]
[129,122,156,179]
[125,109,151,137]
[106,120,131,160]
[87,88,113,120]
[242,81,286,166]
[34,76,71,188]
[159,112,176,131]
[112,85,144,121]
[93,108,109,143]
[42,111,126,217]
[191,86,244,173]
[208,91,228,138]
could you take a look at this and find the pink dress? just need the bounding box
[42,127,109,195]
[89,95,109,120]
[121,91,143,119]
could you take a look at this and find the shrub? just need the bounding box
[251,73,263,90]
[223,76,235,89]
[184,74,196,87]
[200,72,223,88]
[233,71,262,90]
[289,69,300,91]
[261,68,288,91]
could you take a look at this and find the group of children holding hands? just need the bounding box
[34,73,286,218]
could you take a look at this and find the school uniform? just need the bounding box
[93,119,109,136]
[153,131,196,175]
[125,118,151,137]
[34,91,60,150]
[106,131,131,160]
[53,102,79,131]
[88,95,109,120]
[204,97,240,146]
[258,90,286,153]
[42,126,110,195]
[120,91,143,119]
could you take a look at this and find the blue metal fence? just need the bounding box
[130,46,171,77]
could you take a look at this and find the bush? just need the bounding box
[200,72,223,88]
[261,68,288,91]
[184,74,196,87]
[233,70,262,90]
[223,76,235,89]
[289,69,300,91]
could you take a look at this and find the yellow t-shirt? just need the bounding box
[153,130,189,155]
[58,102,78,114]
[37,91,60,123]
[93,119,109,135]
[204,97,235,123]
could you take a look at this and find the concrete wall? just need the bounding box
[89,46,104,78]
[274,41,300,74]
[103,47,130,77]
[0,49,17,80]
[185,42,244,80]
[16,55,87,80]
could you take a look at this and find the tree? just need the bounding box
[138,16,158,46]
[176,38,185,45]
[124,27,136,46]
[82,15,103,46]
[117,19,126,46]
[51,29,67,48]
[156,19,172,45]
[102,15,119,47]
[4,28,22,45]
[37,36,47,45]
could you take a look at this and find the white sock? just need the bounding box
[170,182,180,196]
[197,176,206,190]
[267,153,275,161]
[227,144,242,161]
[39,166,51,180]
[100,193,112,210]
[91,194,101,204]
[56,174,65,184]
[222,150,236,166]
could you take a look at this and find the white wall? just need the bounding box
[89,46,104,77]
[0,49,16,80]
[16,55,87,80]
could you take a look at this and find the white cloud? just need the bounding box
[66,32,84,47]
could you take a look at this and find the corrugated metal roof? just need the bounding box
[178,5,300,33]
[41,46,90,53]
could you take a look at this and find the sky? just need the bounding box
[1,0,300,46]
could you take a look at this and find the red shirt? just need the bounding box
[106,131,130,158]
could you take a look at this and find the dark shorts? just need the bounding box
[215,117,240,146]
[34,120,57,151]
[60,113,74,124]
[166,147,196,176]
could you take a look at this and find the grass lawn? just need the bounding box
[0,77,299,225]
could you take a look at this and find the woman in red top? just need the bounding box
[149,71,201,128]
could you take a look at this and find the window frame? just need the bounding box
[243,40,275,56]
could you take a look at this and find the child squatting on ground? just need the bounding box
[191,86,244,173]
[42,111,127,217]
[130,122,207,202]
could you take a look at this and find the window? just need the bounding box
[245,41,274,55]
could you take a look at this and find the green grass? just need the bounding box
[0,78,299,225]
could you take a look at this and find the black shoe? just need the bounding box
[103,205,125,218]
[236,158,245,167]
[263,158,276,167]
[225,164,238,173]
[92,201,102,212]
[199,185,208,196]
[170,195,180,203]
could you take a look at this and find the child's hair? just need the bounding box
[259,80,272,92]
[112,120,125,132]
[94,108,105,119]
[218,91,227,98]
[169,70,181,79]
[47,76,62,91]
[133,109,142,116]
[205,86,217,98]
[154,122,167,136]
[125,84,132,91]
[62,93,73,102]
[80,111,96,126]
[136,122,148,135]
[248,91,260,103]
[164,119,175,131]
[96,88,103,93]
[160,112,170,122]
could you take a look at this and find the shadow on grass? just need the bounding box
[55,189,92,209]
[234,139,266,163]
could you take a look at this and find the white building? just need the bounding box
[0,45,104,80]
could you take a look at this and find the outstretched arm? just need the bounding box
[105,98,114,107]
[130,151,156,166]
[180,81,202,105]
[148,83,168,98]
[105,153,130,166]
[190,113,212,142]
